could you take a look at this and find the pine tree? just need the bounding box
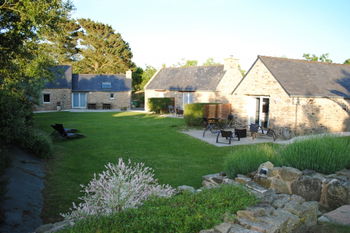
[75,18,134,74]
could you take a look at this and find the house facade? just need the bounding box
[36,66,132,111]
[231,56,350,135]
[144,57,243,111]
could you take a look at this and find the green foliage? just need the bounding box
[60,185,256,233]
[203,58,221,66]
[224,144,280,178]
[302,53,333,63]
[73,18,134,74]
[140,65,157,90]
[131,67,143,91]
[224,136,350,178]
[0,0,72,152]
[344,59,350,65]
[175,58,198,67]
[280,136,350,174]
[184,103,207,126]
[20,129,53,158]
[148,98,173,114]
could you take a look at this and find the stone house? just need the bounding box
[144,57,243,111]
[231,56,350,135]
[36,65,132,110]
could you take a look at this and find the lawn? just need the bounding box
[34,112,236,222]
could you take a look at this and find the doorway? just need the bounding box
[72,92,87,108]
[247,96,270,127]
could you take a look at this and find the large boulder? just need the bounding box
[319,205,350,226]
[290,176,322,201]
[324,179,349,209]
[279,167,302,182]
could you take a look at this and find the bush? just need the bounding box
[184,103,207,126]
[20,128,52,158]
[280,135,350,174]
[60,185,256,233]
[148,98,173,114]
[62,158,176,221]
[224,144,280,178]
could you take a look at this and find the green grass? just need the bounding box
[59,185,256,233]
[34,112,238,222]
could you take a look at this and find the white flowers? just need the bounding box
[62,158,176,221]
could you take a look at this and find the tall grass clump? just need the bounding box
[280,135,350,174]
[224,144,280,178]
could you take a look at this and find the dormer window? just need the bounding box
[102,82,112,89]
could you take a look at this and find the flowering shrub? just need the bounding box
[62,158,176,221]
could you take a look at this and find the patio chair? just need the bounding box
[168,105,175,114]
[175,107,184,116]
[249,123,264,139]
[51,124,84,139]
[216,130,240,144]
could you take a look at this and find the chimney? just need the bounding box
[224,56,240,71]
[126,70,132,79]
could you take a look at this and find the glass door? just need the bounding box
[72,92,87,108]
[247,96,269,127]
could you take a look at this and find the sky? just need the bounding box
[71,0,350,70]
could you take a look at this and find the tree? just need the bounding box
[42,19,81,64]
[174,59,198,67]
[74,18,134,74]
[302,53,333,63]
[132,67,144,91]
[0,0,72,147]
[344,59,350,65]
[140,65,157,90]
[203,58,221,66]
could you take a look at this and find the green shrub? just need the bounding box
[184,103,207,126]
[224,144,280,178]
[148,98,173,114]
[60,185,256,233]
[280,136,350,174]
[20,129,53,158]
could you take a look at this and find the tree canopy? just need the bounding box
[302,53,333,63]
[344,59,350,65]
[0,0,72,147]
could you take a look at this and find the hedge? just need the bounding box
[148,98,173,114]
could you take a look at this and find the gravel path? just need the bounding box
[0,148,45,233]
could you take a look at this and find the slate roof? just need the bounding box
[146,65,226,91]
[45,65,72,88]
[259,56,350,98]
[72,74,131,92]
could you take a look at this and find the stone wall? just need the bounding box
[35,88,71,111]
[253,162,350,210]
[144,90,223,112]
[231,59,350,135]
[86,91,131,109]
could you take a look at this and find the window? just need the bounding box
[182,92,194,108]
[102,82,112,89]
[43,93,50,103]
[110,93,114,99]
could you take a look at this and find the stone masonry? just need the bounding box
[36,88,71,111]
[231,59,350,135]
[86,91,131,109]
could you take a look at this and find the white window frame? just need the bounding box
[43,93,51,104]
[182,92,194,109]
[247,96,270,127]
[109,93,115,99]
[102,82,112,89]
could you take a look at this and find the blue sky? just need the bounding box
[71,0,350,70]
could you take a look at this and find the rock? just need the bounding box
[325,179,348,209]
[301,201,319,226]
[222,178,240,185]
[291,176,322,201]
[317,215,331,223]
[283,200,306,217]
[279,167,302,182]
[273,209,300,232]
[202,180,220,188]
[228,224,260,233]
[336,169,350,179]
[257,161,274,176]
[270,177,290,194]
[253,175,271,188]
[237,207,273,221]
[322,205,350,226]
[214,222,233,233]
[35,223,54,233]
[302,169,316,176]
[236,217,273,233]
[199,229,216,233]
[272,195,290,209]
[290,194,305,204]
[177,185,196,193]
[235,175,251,184]
[203,173,224,184]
